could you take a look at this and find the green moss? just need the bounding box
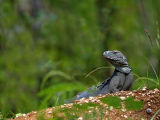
[92,110,97,120]
[125,97,144,110]
[60,107,75,113]
[37,111,45,120]
[84,113,92,120]
[99,108,104,119]
[100,96,122,109]
[47,118,54,120]
[52,103,100,119]
[52,111,65,120]
[65,112,78,120]
[72,103,100,111]
[53,107,77,120]
[53,116,64,120]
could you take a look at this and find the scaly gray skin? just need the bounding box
[74,50,134,100]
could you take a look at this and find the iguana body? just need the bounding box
[74,50,134,100]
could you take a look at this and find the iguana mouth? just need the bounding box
[104,57,120,63]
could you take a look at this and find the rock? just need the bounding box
[146,108,152,114]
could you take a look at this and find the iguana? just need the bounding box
[74,50,134,100]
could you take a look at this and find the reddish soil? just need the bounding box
[13,87,160,120]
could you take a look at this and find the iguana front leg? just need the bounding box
[109,72,125,93]
[122,72,134,90]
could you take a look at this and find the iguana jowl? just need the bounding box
[74,50,134,100]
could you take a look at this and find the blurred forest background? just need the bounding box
[0,0,160,117]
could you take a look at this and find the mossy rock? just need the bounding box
[52,103,101,119]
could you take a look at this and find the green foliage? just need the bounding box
[38,83,87,108]
[125,97,144,111]
[40,70,73,89]
[0,0,160,116]
[100,96,122,109]
[38,70,88,108]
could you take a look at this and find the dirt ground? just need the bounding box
[13,87,160,120]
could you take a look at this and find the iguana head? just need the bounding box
[103,50,131,74]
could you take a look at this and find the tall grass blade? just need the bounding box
[85,66,113,78]
[149,62,159,81]
[144,29,153,47]
[149,62,159,87]
[155,39,160,48]
[54,96,60,106]
[134,77,158,86]
[151,108,160,120]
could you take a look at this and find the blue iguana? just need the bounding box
[74,50,134,100]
